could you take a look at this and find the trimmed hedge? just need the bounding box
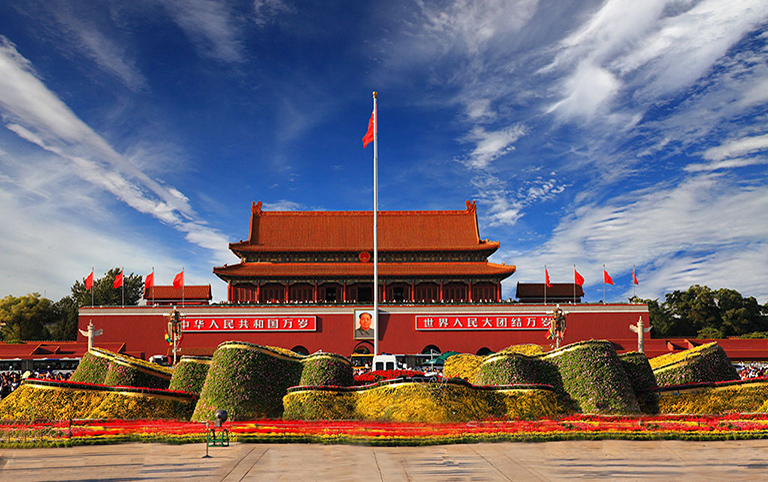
[169,356,212,395]
[283,381,560,422]
[651,342,739,387]
[0,379,196,420]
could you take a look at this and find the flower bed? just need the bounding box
[169,356,211,395]
[0,379,197,421]
[354,369,425,385]
[4,414,768,448]
[284,379,560,422]
[651,342,739,386]
[657,378,768,414]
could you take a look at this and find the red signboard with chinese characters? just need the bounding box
[415,314,551,331]
[182,316,317,333]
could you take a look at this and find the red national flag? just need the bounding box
[545,268,552,288]
[362,111,374,148]
[145,271,154,289]
[574,269,585,286]
[173,270,184,289]
[603,269,613,285]
[632,267,639,285]
[113,270,123,289]
[85,271,94,291]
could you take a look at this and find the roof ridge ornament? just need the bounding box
[252,201,263,215]
[465,200,476,212]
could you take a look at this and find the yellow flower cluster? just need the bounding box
[658,380,768,414]
[0,382,195,420]
[648,342,718,369]
[284,382,560,423]
[90,347,174,377]
[443,354,483,381]
[498,344,545,356]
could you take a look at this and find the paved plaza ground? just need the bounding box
[2,439,768,481]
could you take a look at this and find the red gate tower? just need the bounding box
[214,200,516,306]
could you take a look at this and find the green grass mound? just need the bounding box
[191,341,304,421]
[283,380,560,422]
[299,353,353,387]
[658,379,768,414]
[650,342,739,387]
[169,356,212,395]
[0,379,196,420]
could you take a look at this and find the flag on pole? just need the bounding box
[85,270,94,290]
[362,111,374,148]
[173,270,184,289]
[632,266,639,285]
[145,271,154,289]
[113,270,123,289]
[574,269,585,286]
[603,268,613,285]
[545,267,552,288]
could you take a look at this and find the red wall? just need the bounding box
[80,303,649,358]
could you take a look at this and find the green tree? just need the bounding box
[634,285,768,338]
[72,267,145,307]
[49,296,79,341]
[0,293,57,342]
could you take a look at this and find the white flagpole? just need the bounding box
[544,264,547,305]
[372,91,379,356]
[121,267,125,307]
[602,264,606,304]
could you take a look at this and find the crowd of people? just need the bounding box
[0,370,72,400]
[737,364,768,379]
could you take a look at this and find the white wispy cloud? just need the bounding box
[160,0,246,63]
[253,0,296,26]
[0,37,235,273]
[506,173,768,302]
[462,124,527,169]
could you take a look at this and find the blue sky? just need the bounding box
[1,1,767,304]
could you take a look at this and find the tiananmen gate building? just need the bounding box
[73,200,768,363]
[76,201,651,360]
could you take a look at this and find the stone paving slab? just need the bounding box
[2,440,768,481]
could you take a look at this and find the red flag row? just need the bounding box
[83,269,184,291]
[544,266,640,286]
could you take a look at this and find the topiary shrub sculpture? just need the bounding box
[70,347,172,389]
[169,356,212,395]
[650,342,739,387]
